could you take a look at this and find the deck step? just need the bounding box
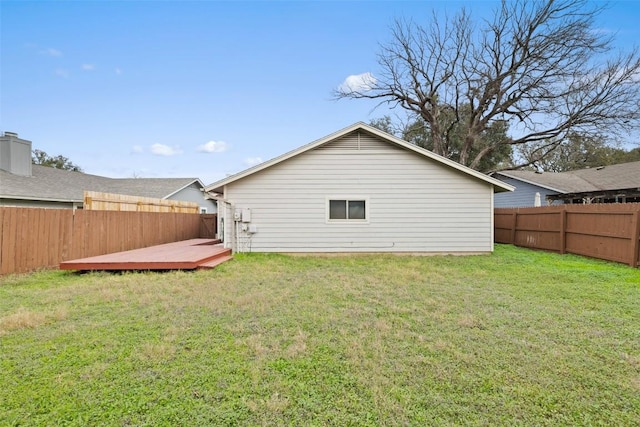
[197,255,233,269]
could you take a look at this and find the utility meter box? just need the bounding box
[241,208,251,223]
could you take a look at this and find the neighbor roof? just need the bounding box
[495,161,640,194]
[206,122,514,194]
[0,164,203,203]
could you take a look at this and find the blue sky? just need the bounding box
[1,1,639,185]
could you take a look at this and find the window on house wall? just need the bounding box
[200,207,208,214]
[328,198,367,221]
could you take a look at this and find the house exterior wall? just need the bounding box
[221,133,495,253]
[168,183,217,213]
[493,175,561,207]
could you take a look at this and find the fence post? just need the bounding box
[631,210,640,268]
[511,211,517,245]
[559,207,567,254]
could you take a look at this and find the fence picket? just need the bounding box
[0,207,213,275]
[496,204,640,267]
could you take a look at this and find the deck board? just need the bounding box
[60,239,232,271]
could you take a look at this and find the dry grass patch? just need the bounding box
[0,305,67,335]
[284,328,308,358]
[0,307,47,333]
[137,341,177,363]
[457,313,486,329]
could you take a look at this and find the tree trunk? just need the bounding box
[459,133,476,167]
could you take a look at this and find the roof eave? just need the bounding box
[205,123,369,192]
[0,194,83,204]
[492,171,567,193]
[161,178,202,199]
[205,122,515,193]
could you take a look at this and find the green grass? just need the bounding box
[1,245,639,426]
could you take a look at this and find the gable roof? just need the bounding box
[494,161,640,194]
[206,122,514,194]
[0,164,204,204]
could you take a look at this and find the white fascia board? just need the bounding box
[205,122,515,194]
[362,125,515,193]
[205,123,367,193]
[493,171,566,193]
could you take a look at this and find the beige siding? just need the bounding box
[223,139,494,253]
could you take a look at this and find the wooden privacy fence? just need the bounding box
[0,207,217,275]
[84,191,200,213]
[495,204,640,267]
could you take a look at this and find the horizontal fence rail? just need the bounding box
[495,204,640,267]
[0,207,216,275]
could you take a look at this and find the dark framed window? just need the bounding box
[328,199,367,221]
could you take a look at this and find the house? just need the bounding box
[493,161,640,207]
[205,122,513,254]
[491,170,565,207]
[0,131,216,212]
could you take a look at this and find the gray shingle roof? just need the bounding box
[570,161,640,191]
[496,161,640,193]
[0,165,200,202]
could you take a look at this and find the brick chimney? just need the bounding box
[0,132,32,176]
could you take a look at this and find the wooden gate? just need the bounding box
[200,214,218,238]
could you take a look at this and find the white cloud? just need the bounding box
[197,140,228,153]
[55,68,69,78]
[338,72,376,93]
[131,145,144,154]
[150,143,183,156]
[42,48,62,57]
[81,63,95,71]
[244,157,263,166]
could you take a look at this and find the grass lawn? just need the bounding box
[1,244,639,426]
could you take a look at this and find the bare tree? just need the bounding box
[335,0,640,172]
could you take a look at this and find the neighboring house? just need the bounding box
[205,122,513,254]
[493,161,640,207]
[0,132,216,212]
[492,171,566,208]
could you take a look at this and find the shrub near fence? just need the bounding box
[495,204,640,267]
[0,207,209,275]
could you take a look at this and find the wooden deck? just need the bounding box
[60,238,232,271]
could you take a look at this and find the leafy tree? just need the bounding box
[371,111,512,172]
[337,0,640,171]
[32,149,83,172]
[610,147,640,164]
[517,133,640,172]
[369,116,398,136]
